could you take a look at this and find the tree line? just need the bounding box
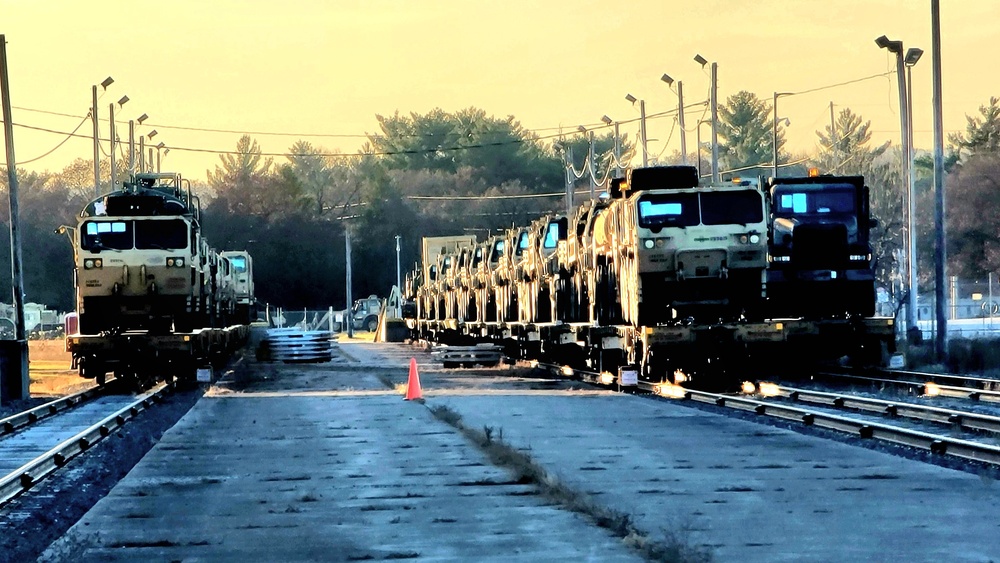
[1,96,999,316]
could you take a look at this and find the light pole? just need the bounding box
[110,95,127,190]
[601,115,622,177]
[930,0,947,360]
[694,54,719,183]
[92,76,113,197]
[155,142,166,172]
[625,93,648,167]
[695,119,712,179]
[578,125,596,198]
[141,129,157,173]
[661,73,688,165]
[772,92,793,177]
[395,235,402,290]
[904,47,923,343]
[876,34,913,338]
[130,113,148,175]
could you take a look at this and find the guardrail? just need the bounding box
[0,382,173,508]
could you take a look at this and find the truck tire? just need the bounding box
[365,316,378,332]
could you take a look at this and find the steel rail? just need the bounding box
[0,382,173,508]
[766,384,1000,435]
[818,371,1000,404]
[885,369,1000,390]
[0,383,106,438]
[535,362,1000,467]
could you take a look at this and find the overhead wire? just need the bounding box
[0,114,91,166]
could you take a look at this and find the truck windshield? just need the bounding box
[774,185,856,215]
[637,193,699,228]
[543,221,561,249]
[229,255,248,273]
[700,190,763,225]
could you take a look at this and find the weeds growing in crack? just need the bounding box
[427,403,713,562]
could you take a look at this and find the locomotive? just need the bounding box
[66,172,255,385]
[72,172,241,334]
[405,165,893,385]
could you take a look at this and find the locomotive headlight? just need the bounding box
[655,238,665,248]
[84,259,94,269]
[166,258,174,267]
[740,235,749,244]
[175,258,184,267]
[750,234,760,244]
[94,259,102,268]
[643,239,654,249]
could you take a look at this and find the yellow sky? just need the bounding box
[1,0,997,182]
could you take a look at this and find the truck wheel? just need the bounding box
[366,316,378,332]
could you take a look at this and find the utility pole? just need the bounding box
[109,102,116,190]
[128,120,135,174]
[710,62,719,183]
[677,81,687,165]
[345,228,354,338]
[931,0,948,360]
[587,131,596,199]
[830,101,837,169]
[564,147,574,214]
[639,100,648,167]
[395,234,401,290]
[92,85,100,197]
[0,34,29,402]
[613,121,622,177]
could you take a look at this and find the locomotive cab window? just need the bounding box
[135,219,188,250]
[82,220,132,251]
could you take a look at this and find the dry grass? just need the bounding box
[427,404,712,562]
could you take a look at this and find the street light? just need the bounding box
[695,119,712,179]
[110,94,128,190]
[904,46,923,344]
[395,235,402,291]
[877,34,914,338]
[155,142,166,172]
[129,112,149,174]
[625,93,647,167]
[693,54,719,182]
[662,73,688,165]
[602,114,622,177]
[92,76,114,197]
[772,92,793,177]
[578,125,596,199]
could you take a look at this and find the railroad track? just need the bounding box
[816,370,1000,403]
[0,383,109,438]
[0,382,174,508]
[533,362,1000,468]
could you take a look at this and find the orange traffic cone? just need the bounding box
[405,357,423,401]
